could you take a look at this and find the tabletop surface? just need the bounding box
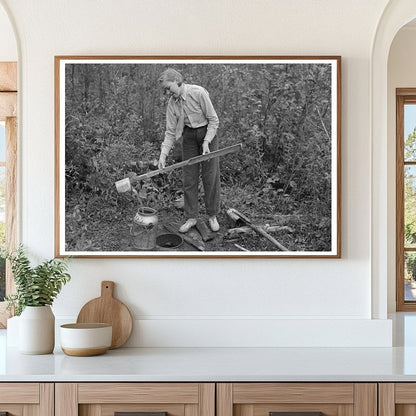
[3,313,416,382]
[2,344,416,382]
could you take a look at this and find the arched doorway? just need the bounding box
[371,0,416,318]
[0,0,18,327]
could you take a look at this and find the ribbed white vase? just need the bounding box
[19,306,55,354]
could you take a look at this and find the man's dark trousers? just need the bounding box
[182,125,220,218]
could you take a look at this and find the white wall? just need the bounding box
[387,26,416,312]
[0,0,393,347]
[0,3,16,61]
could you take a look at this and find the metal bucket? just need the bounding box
[130,207,158,250]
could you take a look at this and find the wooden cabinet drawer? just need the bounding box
[379,383,416,415]
[217,383,376,416]
[56,383,215,416]
[0,383,53,415]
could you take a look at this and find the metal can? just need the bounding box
[130,207,158,250]
[115,177,132,193]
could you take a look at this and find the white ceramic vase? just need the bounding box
[19,305,55,354]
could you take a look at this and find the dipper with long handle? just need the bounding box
[115,143,242,192]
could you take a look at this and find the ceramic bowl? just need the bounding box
[60,323,112,356]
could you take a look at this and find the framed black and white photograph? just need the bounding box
[55,56,341,258]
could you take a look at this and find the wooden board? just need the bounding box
[132,143,241,182]
[76,281,133,349]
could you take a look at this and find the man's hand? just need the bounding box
[158,153,167,169]
[202,140,210,155]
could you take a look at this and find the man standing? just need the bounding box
[158,68,220,233]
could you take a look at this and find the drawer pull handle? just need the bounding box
[115,412,168,416]
[270,413,323,416]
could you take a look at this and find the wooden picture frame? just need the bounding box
[55,56,341,258]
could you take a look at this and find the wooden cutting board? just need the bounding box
[76,281,133,349]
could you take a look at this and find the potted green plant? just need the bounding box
[4,246,71,354]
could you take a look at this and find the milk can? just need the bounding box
[130,207,158,250]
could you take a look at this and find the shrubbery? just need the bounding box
[65,63,333,252]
